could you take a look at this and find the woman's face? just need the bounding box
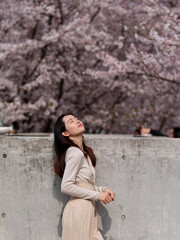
[62,115,85,137]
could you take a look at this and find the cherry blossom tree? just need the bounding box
[0,0,179,134]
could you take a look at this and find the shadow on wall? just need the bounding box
[53,175,70,238]
[96,201,112,240]
[52,175,112,239]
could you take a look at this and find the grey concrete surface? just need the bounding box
[0,134,180,240]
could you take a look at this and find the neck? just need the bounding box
[70,135,83,151]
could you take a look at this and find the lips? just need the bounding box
[78,123,83,127]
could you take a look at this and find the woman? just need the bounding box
[54,113,115,240]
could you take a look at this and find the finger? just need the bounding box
[108,193,114,201]
[108,192,114,200]
[113,194,115,201]
[108,196,113,201]
[112,192,115,200]
[106,194,111,200]
[109,192,114,198]
[106,196,112,202]
[107,191,112,196]
[106,197,111,203]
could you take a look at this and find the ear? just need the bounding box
[62,131,70,137]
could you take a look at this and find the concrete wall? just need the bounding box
[0,134,180,240]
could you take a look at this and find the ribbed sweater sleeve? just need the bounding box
[94,185,107,192]
[61,147,99,200]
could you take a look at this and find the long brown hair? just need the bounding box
[54,113,97,178]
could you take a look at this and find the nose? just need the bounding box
[76,118,81,124]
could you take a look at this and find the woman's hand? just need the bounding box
[98,192,112,204]
[104,188,115,201]
[98,188,115,204]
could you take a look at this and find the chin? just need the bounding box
[81,127,86,134]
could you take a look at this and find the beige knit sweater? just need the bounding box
[61,146,107,200]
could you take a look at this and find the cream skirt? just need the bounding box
[62,182,104,240]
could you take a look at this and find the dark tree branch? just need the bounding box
[90,7,101,23]
[127,71,180,85]
[42,118,52,132]
[79,91,109,111]
[54,78,64,113]
[92,59,101,68]
[57,0,64,24]
[87,91,108,106]
[111,93,127,109]
[57,78,64,100]
[48,15,53,26]
[25,44,48,80]
[29,21,39,39]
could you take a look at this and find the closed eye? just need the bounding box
[68,117,79,124]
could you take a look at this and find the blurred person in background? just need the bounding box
[134,126,180,138]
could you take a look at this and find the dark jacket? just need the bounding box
[150,129,167,137]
